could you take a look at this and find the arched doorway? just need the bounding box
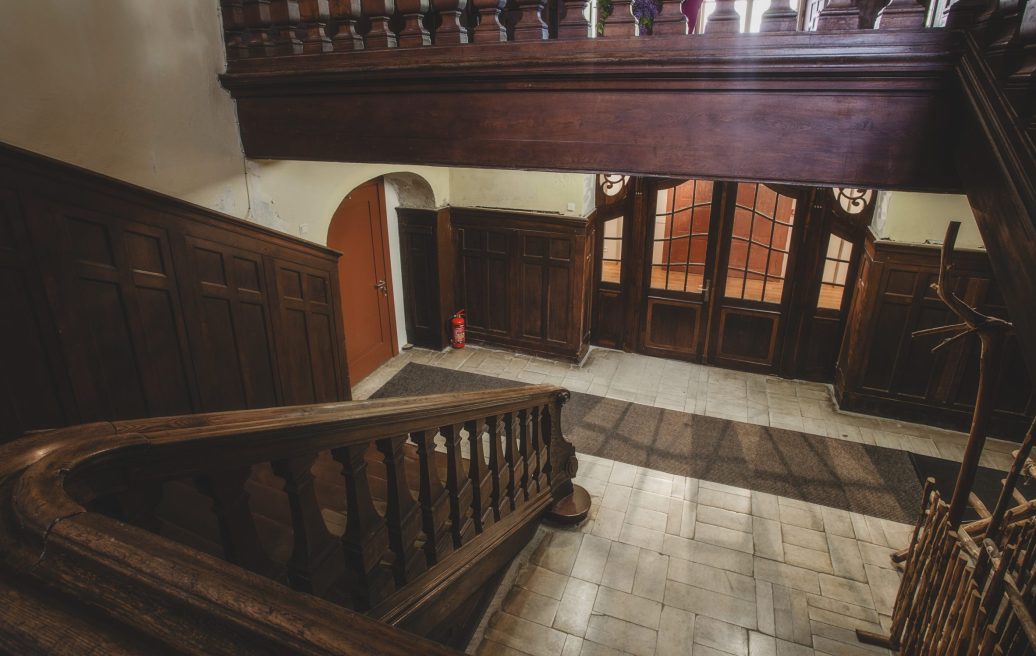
[328,179,398,383]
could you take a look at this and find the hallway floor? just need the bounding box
[352,346,1014,656]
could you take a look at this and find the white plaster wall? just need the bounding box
[0,0,250,217]
[449,168,594,216]
[873,192,985,249]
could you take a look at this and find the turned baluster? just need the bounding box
[397,0,433,45]
[331,0,365,49]
[442,423,476,547]
[243,0,278,56]
[466,418,495,532]
[505,411,525,508]
[704,0,742,32]
[515,409,532,501]
[377,435,427,585]
[472,0,510,40]
[512,0,550,39]
[221,1,250,60]
[362,0,399,47]
[529,406,549,491]
[299,0,334,51]
[271,455,346,600]
[877,0,927,28]
[759,0,798,31]
[413,430,454,564]
[433,0,472,43]
[194,467,278,578]
[331,444,395,610]
[486,415,512,520]
[557,0,591,38]
[602,0,639,36]
[652,0,689,34]
[270,0,304,54]
[816,0,861,30]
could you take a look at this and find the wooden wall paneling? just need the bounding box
[268,258,348,404]
[398,208,445,348]
[178,236,281,411]
[436,207,457,343]
[0,187,76,439]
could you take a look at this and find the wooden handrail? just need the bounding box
[0,385,578,654]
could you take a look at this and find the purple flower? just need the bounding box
[632,0,663,31]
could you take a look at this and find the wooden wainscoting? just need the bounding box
[451,208,594,362]
[398,208,453,349]
[0,143,349,442]
[836,231,1034,438]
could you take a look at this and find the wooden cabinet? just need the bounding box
[452,208,593,361]
[0,143,349,442]
[836,231,1034,438]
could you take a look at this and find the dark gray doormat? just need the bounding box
[372,363,925,523]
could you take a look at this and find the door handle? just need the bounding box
[375,279,388,296]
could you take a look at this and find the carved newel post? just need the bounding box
[704,0,741,32]
[876,0,926,29]
[759,0,798,31]
[512,0,550,40]
[432,0,471,43]
[557,0,592,38]
[651,0,688,34]
[299,0,334,51]
[362,0,399,47]
[815,0,861,30]
[397,0,433,45]
[331,0,365,50]
[472,0,509,41]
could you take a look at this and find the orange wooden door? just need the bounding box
[327,180,397,383]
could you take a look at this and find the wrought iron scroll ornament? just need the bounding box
[599,174,630,197]
[832,187,874,215]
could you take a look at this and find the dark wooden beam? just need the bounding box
[222,31,962,191]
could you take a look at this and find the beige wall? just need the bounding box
[449,168,594,217]
[0,0,251,217]
[873,192,985,250]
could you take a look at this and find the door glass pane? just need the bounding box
[818,234,853,310]
[601,216,624,284]
[724,183,796,305]
[650,180,713,293]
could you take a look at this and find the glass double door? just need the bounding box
[593,177,806,374]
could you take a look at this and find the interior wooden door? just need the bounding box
[706,182,801,373]
[327,180,397,384]
[638,178,720,360]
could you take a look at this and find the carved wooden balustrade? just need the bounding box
[0,385,579,654]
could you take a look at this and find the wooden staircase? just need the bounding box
[0,386,582,654]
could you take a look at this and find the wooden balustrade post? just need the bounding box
[486,415,512,521]
[505,411,525,508]
[557,0,592,38]
[362,0,400,47]
[651,0,688,34]
[271,455,348,600]
[432,0,472,43]
[331,0,365,49]
[704,0,742,32]
[472,0,509,40]
[465,418,495,531]
[243,0,278,56]
[816,0,861,30]
[877,0,926,29]
[544,391,591,524]
[413,430,454,564]
[194,467,278,578]
[602,0,639,36]
[512,0,550,39]
[759,0,798,31]
[377,435,428,585]
[331,444,395,610]
[221,1,250,60]
[397,0,434,45]
[442,423,476,547]
[271,0,305,54]
[515,409,532,502]
[298,0,334,52]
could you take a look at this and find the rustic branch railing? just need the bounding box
[0,385,579,654]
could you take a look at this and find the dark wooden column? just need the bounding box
[557,0,591,38]
[652,0,689,34]
[194,467,278,578]
[442,423,476,546]
[433,0,472,43]
[397,0,433,45]
[299,0,334,51]
[603,0,638,35]
[271,0,305,54]
[513,0,550,39]
[243,0,278,56]
[331,0,366,50]
[362,0,400,47]
[377,435,427,584]
[413,429,454,564]
[472,0,510,40]
[221,1,250,59]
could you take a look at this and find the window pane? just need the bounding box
[723,183,796,305]
[817,234,853,310]
[600,216,623,284]
[650,179,713,293]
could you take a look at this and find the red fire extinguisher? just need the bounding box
[451,310,466,349]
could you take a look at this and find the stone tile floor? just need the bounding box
[350,345,1014,656]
